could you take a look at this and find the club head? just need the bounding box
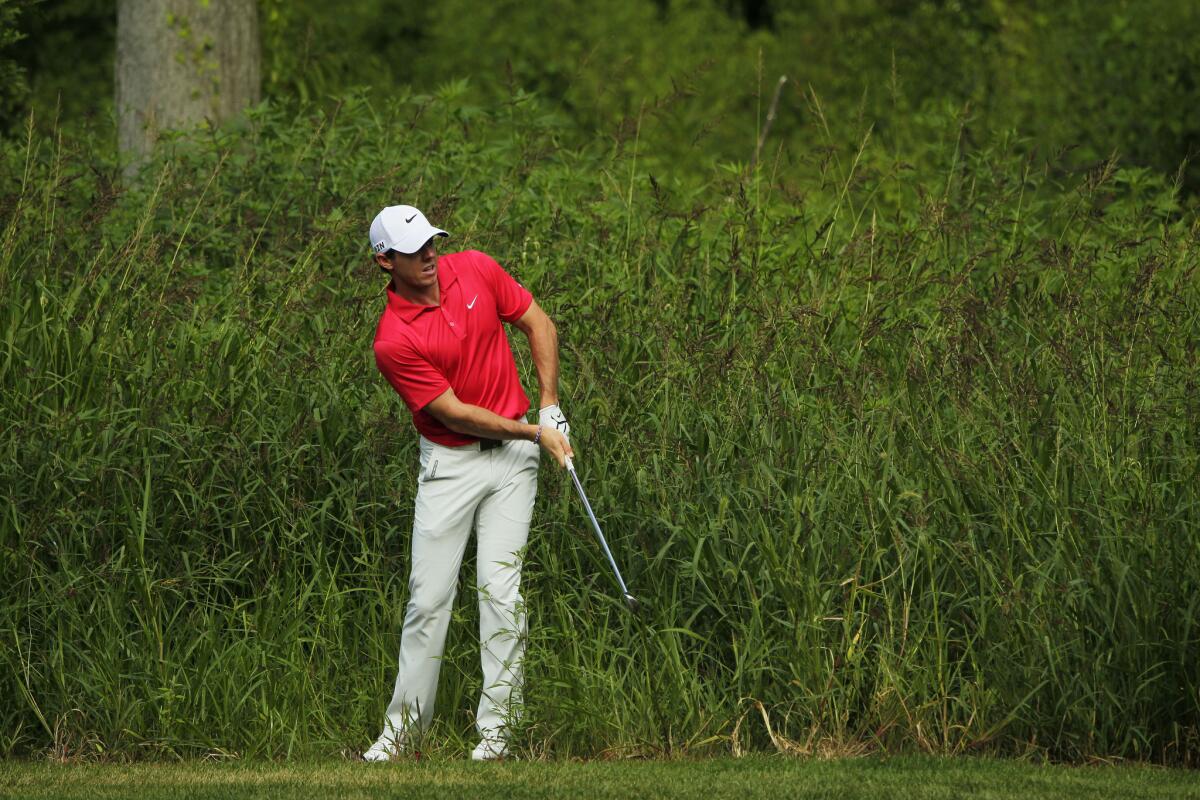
[623,593,639,613]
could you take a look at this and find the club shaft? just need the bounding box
[566,462,631,597]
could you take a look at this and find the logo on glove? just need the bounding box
[539,405,571,440]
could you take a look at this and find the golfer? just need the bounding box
[363,205,573,762]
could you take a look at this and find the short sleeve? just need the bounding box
[472,251,533,322]
[374,337,450,413]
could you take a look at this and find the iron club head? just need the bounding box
[623,593,639,612]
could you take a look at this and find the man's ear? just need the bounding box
[374,252,393,271]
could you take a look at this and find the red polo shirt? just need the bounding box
[373,250,534,446]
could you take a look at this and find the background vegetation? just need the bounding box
[1,0,1198,766]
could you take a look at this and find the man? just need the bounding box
[363,204,573,762]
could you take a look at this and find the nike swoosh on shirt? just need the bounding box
[467,295,478,309]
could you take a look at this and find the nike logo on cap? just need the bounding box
[467,295,478,309]
[405,213,417,223]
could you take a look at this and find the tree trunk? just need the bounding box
[115,0,260,168]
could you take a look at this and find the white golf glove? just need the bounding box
[539,404,571,441]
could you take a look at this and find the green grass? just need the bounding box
[1,756,1198,800]
[1,90,1198,764]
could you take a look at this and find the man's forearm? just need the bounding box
[427,392,540,441]
[526,316,560,409]
[513,300,561,408]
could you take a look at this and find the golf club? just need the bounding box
[564,455,638,612]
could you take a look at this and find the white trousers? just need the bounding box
[382,434,539,741]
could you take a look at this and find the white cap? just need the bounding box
[369,205,448,255]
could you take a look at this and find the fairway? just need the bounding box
[1,757,1197,800]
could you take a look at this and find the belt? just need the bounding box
[421,435,509,452]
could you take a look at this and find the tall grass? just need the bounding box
[1,90,1197,764]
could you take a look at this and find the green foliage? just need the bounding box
[9,1,1200,199]
[993,1,1200,192]
[3,0,113,129]
[769,0,1200,194]
[254,0,769,181]
[258,0,433,104]
[1,89,1197,763]
[1,0,1197,770]
[0,0,33,125]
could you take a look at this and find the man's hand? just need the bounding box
[539,404,571,441]
[538,427,573,468]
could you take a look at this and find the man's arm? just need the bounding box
[511,299,559,409]
[424,387,573,466]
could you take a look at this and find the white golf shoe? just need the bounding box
[470,738,510,761]
[362,730,407,762]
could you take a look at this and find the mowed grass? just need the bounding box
[1,756,1197,800]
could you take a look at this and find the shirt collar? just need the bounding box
[386,258,459,323]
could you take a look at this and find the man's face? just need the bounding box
[376,237,439,291]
